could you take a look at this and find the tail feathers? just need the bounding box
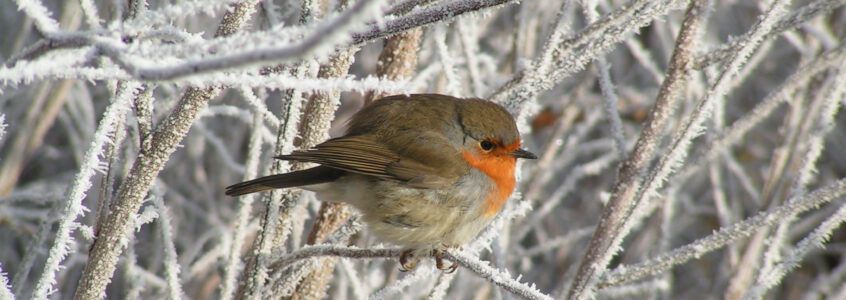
[225,166,344,196]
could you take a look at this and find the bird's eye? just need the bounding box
[480,140,495,151]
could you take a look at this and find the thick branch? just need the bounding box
[72,2,259,299]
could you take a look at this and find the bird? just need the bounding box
[225,94,536,272]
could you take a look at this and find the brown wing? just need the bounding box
[225,166,344,196]
[276,136,455,188]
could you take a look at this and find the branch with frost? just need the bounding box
[369,262,439,299]
[581,0,626,161]
[575,0,791,297]
[266,201,532,298]
[350,0,519,45]
[219,114,264,300]
[74,85,221,300]
[384,0,438,16]
[490,0,689,116]
[694,0,846,68]
[72,3,260,299]
[31,82,141,300]
[456,19,484,96]
[235,48,329,299]
[6,0,239,66]
[11,202,58,295]
[270,246,400,272]
[598,177,846,287]
[238,88,281,129]
[123,0,242,31]
[742,62,846,300]
[746,65,846,294]
[13,0,358,78]
[674,40,846,186]
[745,186,846,299]
[597,278,669,298]
[78,0,101,30]
[265,245,551,300]
[0,264,13,300]
[566,0,711,298]
[444,249,552,300]
[277,49,358,298]
[236,66,314,299]
[427,272,456,299]
[12,0,61,34]
[0,59,409,93]
[434,24,462,96]
[118,0,388,81]
[151,188,185,300]
[5,0,517,85]
[0,115,6,142]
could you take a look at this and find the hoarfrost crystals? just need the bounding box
[32,82,142,299]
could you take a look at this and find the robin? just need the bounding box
[226,94,536,272]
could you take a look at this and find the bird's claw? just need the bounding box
[399,249,420,272]
[433,249,458,273]
[398,248,458,273]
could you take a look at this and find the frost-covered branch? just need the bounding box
[72,3,260,299]
[4,0,514,85]
[567,0,711,298]
[599,177,846,287]
[0,264,13,300]
[694,0,846,68]
[32,82,141,300]
[266,245,552,300]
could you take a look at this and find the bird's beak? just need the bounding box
[511,148,537,159]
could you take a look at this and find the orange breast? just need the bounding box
[461,143,519,217]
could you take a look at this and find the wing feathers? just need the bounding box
[225,166,344,196]
[275,136,454,187]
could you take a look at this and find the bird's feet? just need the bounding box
[398,246,458,273]
[399,249,420,272]
[433,249,458,273]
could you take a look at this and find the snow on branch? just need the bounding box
[266,245,552,300]
[12,0,60,34]
[0,264,13,300]
[744,193,846,299]
[151,189,185,300]
[0,59,408,94]
[0,115,6,143]
[3,0,519,92]
[351,0,520,44]
[742,58,846,300]
[124,0,242,31]
[599,177,846,287]
[31,82,141,300]
[695,0,846,68]
[491,0,689,123]
[675,40,846,186]
[565,0,713,298]
[444,249,552,300]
